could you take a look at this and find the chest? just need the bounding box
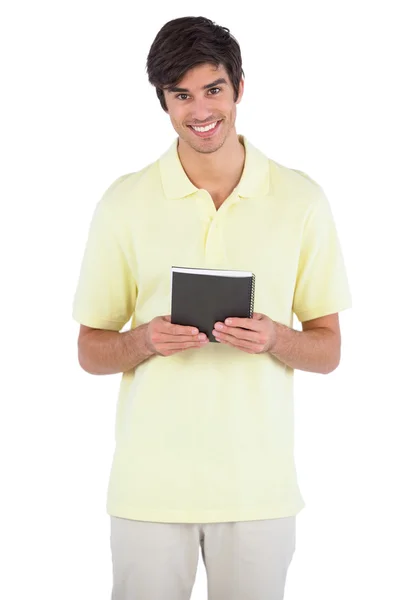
[125,197,303,323]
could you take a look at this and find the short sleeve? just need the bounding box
[292,187,352,322]
[72,176,137,331]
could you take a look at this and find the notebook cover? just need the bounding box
[171,268,255,342]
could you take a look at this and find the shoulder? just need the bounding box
[97,157,160,218]
[101,162,156,205]
[267,157,328,215]
[269,158,321,194]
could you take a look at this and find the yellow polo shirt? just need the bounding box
[72,134,352,523]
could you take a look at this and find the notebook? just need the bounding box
[171,266,256,342]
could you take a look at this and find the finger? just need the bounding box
[214,324,259,342]
[158,333,207,343]
[222,316,263,330]
[163,321,200,336]
[214,333,262,353]
[214,329,263,348]
[158,340,208,353]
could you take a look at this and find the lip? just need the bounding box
[188,120,222,138]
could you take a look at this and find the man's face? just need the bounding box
[163,63,244,154]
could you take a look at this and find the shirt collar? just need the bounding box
[158,134,270,200]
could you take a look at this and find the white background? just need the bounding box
[1,1,399,599]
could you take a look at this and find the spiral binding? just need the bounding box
[249,273,255,318]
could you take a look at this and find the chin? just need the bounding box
[181,127,228,154]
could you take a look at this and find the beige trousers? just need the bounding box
[110,515,296,600]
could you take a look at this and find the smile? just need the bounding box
[188,120,222,138]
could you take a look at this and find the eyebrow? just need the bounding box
[166,77,228,94]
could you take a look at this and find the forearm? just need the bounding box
[268,322,340,374]
[78,324,155,375]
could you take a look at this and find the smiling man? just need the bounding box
[72,15,352,600]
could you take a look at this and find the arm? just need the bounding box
[268,313,341,374]
[78,324,154,375]
[77,316,209,375]
[213,312,341,375]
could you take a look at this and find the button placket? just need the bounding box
[204,215,227,265]
[197,189,238,266]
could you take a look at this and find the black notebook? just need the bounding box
[171,266,256,342]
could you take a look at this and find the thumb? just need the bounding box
[252,312,263,320]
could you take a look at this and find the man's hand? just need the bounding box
[144,315,209,357]
[212,312,277,354]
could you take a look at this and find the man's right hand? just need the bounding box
[144,315,209,357]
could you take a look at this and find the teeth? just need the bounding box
[192,121,218,132]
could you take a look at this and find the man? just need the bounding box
[72,16,352,600]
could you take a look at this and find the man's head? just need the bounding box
[146,16,245,154]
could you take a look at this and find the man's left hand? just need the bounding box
[213,312,277,353]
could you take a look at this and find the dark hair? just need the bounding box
[146,16,244,112]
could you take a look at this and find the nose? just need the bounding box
[190,96,214,123]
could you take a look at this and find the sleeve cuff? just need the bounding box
[72,310,126,331]
[295,302,352,322]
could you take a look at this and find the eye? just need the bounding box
[175,87,222,100]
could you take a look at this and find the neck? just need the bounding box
[177,129,245,192]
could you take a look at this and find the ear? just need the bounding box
[236,78,244,104]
